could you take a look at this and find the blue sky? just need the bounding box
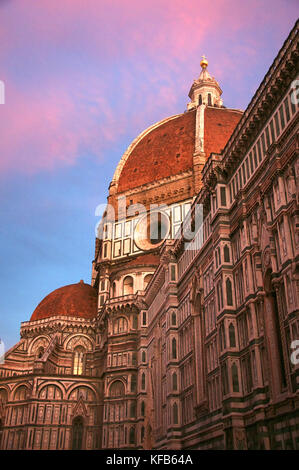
[0,0,298,349]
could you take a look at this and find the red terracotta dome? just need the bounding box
[30,281,98,321]
[117,110,196,193]
[204,107,242,160]
[114,107,242,193]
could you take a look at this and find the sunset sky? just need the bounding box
[0,0,298,349]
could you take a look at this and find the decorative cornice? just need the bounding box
[102,294,140,315]
[20,316,97,337]
[113,169,193,198]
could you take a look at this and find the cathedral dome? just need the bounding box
[114,110,196,193]
[108,58,242,196]
[111,106,242,194]
[30,280,98,321]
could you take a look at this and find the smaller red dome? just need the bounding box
[30,281,98,321]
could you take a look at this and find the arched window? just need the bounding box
[265,272,287,389]
[219,322,226,350]
[129,426,135,444]
[208,93,212,106]
[73,346,85,375]
[224,245,230,262]
[103,243,108,258]
[141,373,146,390]
[143,274,153,290]
[141,311,147,326]
[172,372,178,391]
[123,276,134,296]
[231,364,239,392]
[14,386,28,401]
[141,401,145,417]
[172,338,177,359]
[226,278,233,306]
[171,312,176,326]
[36,346,44,359]
[222,363,229,395]
[72,416,84,450]
[113,317,128,334]
[198,94,202,105]
[173,402,178,424]
[112,281,117,298]
[217,281,224,310]
[229,324,236,347]
[109,380,125,397]
[141,351,146,363]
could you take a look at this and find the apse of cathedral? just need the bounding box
[0,22,298,451]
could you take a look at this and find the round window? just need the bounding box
[134,210,170,251]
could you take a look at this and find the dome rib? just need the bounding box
[111,113,183,192]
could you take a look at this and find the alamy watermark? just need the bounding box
[290,79,299,105]
[0,80,5,104]
[95,197,203,252]
[290,340,299,366]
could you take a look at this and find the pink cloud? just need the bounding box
[0,0,297,174]
[0,79,124,174]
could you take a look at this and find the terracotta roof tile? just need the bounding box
[117,106,242,193]
[204,107,242,159]
[117,110,196,192]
